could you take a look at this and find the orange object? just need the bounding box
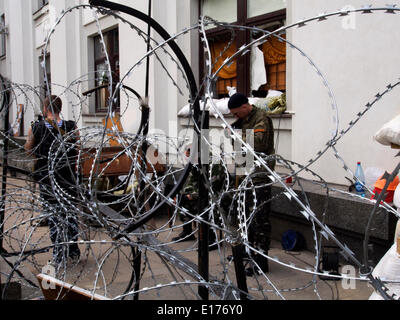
[397,237,400,255]
[371,174,399,203]
[371,188,394,203]
[102,114,124,147]
[374,175,399,191]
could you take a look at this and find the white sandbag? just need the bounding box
[227,86,236,97]
[369,243,400,300]
[177,104,191,116]
[395,218,400,244]
[214,98,231,114]
[209,98,230,116]
[394,184,400,244]
[178,102,208,117]
[394,184,400,208]
[248,97,259,106]
[266,90,283,98]
[374,114,400,146]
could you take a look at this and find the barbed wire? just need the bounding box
[0,3,399,300]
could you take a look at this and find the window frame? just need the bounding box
[199,0,286,97]
[0,14,6,58]
[33,0,49,15]
[39,53,51,99]
[93,28,120,113]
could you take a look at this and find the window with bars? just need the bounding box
[209,36,238,98]
[200,0,286,97]
[266,62,285,91]
[93,28,120,112]
[257,31,286,93]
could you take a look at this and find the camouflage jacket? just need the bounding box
[182,167,199,200]
[231,106,275,183]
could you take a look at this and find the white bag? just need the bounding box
[394,184,400,208]
[266,90,283,98]
[227,86,237,97]
[369,244,400,300]
[374,114,400,146]
[178,101,208,116]
[209,98,230,116]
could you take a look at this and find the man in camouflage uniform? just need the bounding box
[226,92,275,275]
[173,148,226,247]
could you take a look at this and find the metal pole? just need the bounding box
[132,246,142,301]
[132,0,152,301]
[145,0,152,102]
[232,244,248,299]
[198,111,209,300]
[0,75,10,299]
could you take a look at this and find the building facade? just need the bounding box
[0,0,399,185]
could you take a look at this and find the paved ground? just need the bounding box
[1,211,375,300]
[0,176,378,300]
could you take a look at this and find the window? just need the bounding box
[0,15,6,58]
[200,0,286,97]
[39,0,49,7]
[253,23,286,93]
[93,28,120,112]
[33,0,49,14]
[202,0,237,26]
[39,54,51,98]
[266,61,286,91]
[210,35,237,98]
[247,0,286,18]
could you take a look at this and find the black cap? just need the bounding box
[228,93,248,110]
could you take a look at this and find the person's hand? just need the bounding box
[186,194,192,201]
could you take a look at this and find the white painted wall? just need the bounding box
[78,0,199,141]
[287,0,400,184]
[151,0,199,141]
[6,0,397,187]
[3,0,37,135]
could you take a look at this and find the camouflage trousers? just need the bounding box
[178,195,197,223]
[222,185,271,253]
[247,185,271,253]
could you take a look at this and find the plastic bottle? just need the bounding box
[355,162,366,197]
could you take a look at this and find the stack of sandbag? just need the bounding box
[374,114,400,147]
[369,184,400,300]
[368,243,400,300]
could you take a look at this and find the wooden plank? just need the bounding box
[81,146,166,177]
[36,273,109,300]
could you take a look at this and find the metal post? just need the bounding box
[132,246,142,301]
[132,0,152,301]
[198,111,209,300]
[0,75,10,299]
[232,244,249,300]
